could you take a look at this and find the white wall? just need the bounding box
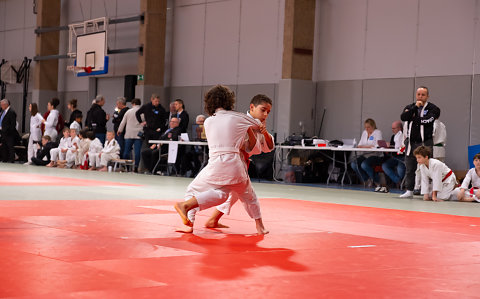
[170,0,284,87]
[315,0,480,81]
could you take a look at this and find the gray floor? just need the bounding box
[1,163,479,218]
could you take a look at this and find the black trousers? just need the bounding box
[31,157,50,166]
[404,141,433,191]
[0,134,16,162]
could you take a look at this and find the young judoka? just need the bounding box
[89,131,120,171]
[86,133,104,170]
[204,94,274,231]
[65,128,80,168]
[452,153,480,202]
[174,85,266,234]
[414,145,456,201]
[47,128,71,167]
[73,129,93,169]
[69,113,82,134]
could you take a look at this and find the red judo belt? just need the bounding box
[442,170,453,182]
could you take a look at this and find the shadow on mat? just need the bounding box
[179,233,308,280]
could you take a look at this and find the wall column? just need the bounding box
[275,0,316,140]
[136,0,169,108]
[32,0,61,108]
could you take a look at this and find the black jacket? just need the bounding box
[112,107,129,133]
[160,126,182,141]
[0,108,20,143]
[35,141,56,162]
[400,101,440,144]
[135,102,167,133]
[86,104,107,134]
[177,110,190,133]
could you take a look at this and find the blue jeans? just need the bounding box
[115,133,125,158]
[351,155,383,183]
[382,156,405,184]
[124,138,142,167]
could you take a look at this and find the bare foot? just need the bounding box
[174,202,193,227]
[46,162,54,167]
[205,220,229,228]
[88,167,96,171]
[175,225,194,233]
[256,226,270,235]
[98,167,108,172]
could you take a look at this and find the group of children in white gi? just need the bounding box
[40,128,120,171]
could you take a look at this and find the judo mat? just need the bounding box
[0,170,480,298]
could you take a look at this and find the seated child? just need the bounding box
[452,153,480,202]
[74,129,93,169]
[87,134,103,169]
[69,113,82,135]
[89,131,120,171]
[47,127,71,167]
[31,135,56,166]
[414,145,456,201]
[66,128,81,168]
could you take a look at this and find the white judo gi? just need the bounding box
[185,110,261,223]
[90,138,120,168]
[50,136,72,162]
[44,109,59,141]
[215,112,275,216]
[66,136,80,168]
[28,113,44,163]
[419,158,456,200]
[452,168,480,202]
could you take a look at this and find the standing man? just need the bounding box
[400,86,441,198]
[86,95,109,144]
[0,99,20,162]
[112,97,129,158]
[135,94,167,143]
[174,99,189,133]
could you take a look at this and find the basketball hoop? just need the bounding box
[66,65,93,74]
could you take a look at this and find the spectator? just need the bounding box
[350,118,383,189]
[65,128,80,168]
[86,95,109,144]
[141,116,181,174]
[118,98,143,172]
[181,114,207,177]
[0,99,21,162]
[42,98,61,142]
[89,131,120,171]
[380,120,405,192]
[400,86,441,198]
[69,112,82,135]
[135,94,167,142]
[31,135,56,166]
[175,99,189,133]
[414,146,456,201]
[74,129,93,169]
[112,97,129,158]
[27,103,44,164]
[453,153,480,202]
[46,128,71,167]
[65,98,82,128]
[167,101,176,125]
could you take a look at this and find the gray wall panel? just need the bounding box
[316,80,363,141]
[362,78,414,140]
[471,75,480,146]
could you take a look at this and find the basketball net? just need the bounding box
[66,65,93,74]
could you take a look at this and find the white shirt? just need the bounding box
[393,131,403,150]
[358,129,383,157]
[118,106,143,139]
[198,110,260,185]
[460,168,480,190]
[102,139,120,155]
[419,158,455,194]
[44,109,59,136]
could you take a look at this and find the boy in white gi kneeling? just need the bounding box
[414,145,456,201]
[452,153,480,202]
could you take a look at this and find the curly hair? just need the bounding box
[204,85,235,116]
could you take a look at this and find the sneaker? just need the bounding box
[379,186,389,193]
[400,190,413,198]
[374,186,382,192]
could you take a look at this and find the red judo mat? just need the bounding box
[1,197,480,298]
[0,172,139,186]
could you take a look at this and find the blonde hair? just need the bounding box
[364,118,377,129]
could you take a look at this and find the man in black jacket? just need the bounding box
[135,94,167,143]
[0,99,21,163]
[86,95,109,144]
[174,99,189,133]
[31,135,56,166]
[400,86,441,198]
